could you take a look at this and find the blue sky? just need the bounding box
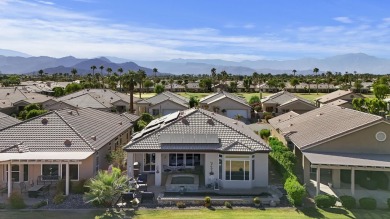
[1,0,390,60]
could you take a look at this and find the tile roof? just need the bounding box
[261,91,313,105]
[136,91,189,108]
[315,90,363,103]
[0,87,51,108]
[121,112,141,122]
[199,91,250,107]
[0,108,133,153]
[124,108,270,153]
[269,105,383,150]
[268,111,299,129]
[303,152,390,168]
[326,99,349,106]
[0,112,20,130]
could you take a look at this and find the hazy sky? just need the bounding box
[1,0,390,60]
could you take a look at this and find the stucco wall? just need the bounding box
[205,98,250,115]
[253,153,269,187]
[204,153,219,186]
[148,100,188,115]
[307,121,390,154]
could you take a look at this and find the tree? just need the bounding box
[91,65,97,76]
[71,68,77,81]
[53,87,65,97]
[99,65,104,76]
[199,78,212,92]
[143,79,154,92]
[189,96,199,108]
[249,95,260,105]
[211,67,217,92]
[292,69,297,77]
[106,67,112,76]
[106,148,126,170]
[373,77,389,100]
[153,68,158,81]
[290,78,299,93]
[229,81,238,92]
[354,80,363,93]
[38,69,44,81]
[117,67,123,91]
[154,84,165,94]
[65,83,83,94]
[168,77,174,91]
[326,71,333,93]
[313,67,319,94]
[122,71,137,113]
[137,69,147,98]
[243,77,252,92]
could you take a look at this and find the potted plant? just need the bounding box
[131,198,139,208]
[253,197,261,207]
[204,196,211,207]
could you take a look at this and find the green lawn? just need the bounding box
[1,208,389,219]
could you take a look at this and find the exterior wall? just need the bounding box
[205,98,250,117]
[204,153,219,186]
[148,101,188,116]
[0,107,16,115]
[79,155,95,180]
[277,101,316,114]
[253,153,268,187]
[321,93,364,105]
[306,122,390,154]
[261,103,277,113]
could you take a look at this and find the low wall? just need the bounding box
[157,196,280,206]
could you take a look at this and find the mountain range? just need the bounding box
[0,49,390,75]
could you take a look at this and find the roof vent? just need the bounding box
[41,118,48,125]
[181,118,189,125]
[233,121,238,125]
[316,113,324,117]
[68,111,73,115]
[289,123,293,127]
[278,119,281,122]
[6,93,9,95]
[91,136,97,141]
[118,121,123,125]
[211,112,215,115]
[64,139,72,147]
[207,119,214,125]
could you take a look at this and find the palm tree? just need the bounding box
[153,68,158,81]
[38,69,44,81]
[326,71,333,93]
[211,68,217,91]
[292,69,297,77]
[106,67,112,76]
[123,70,137,113]
[137,69,146,98]
[169,77,174,91]
[71,68,77,81]
[313,67,319,94]
[99,65,104,76]
[91,65,97,76]
[118,67,123,91]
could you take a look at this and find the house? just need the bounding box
[124,109,270,190]
[269,105,390,197]
[185,82,201,92]
[315,89,364,107]
[0,87,52,114]
[136,91,189,116]
[18,81,72,95]
[261,91,317,115]
[43,89,138,113]
[0,108,135,197]
[0,112,20,130]
[326,99,354,109]
[199,91,251,119]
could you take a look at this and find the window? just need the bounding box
[95,154,100,173]
[152,109,159,116]
[42,164,59,177]
[170,153,200,167]
[23,165,29,182]
[186,154,193,166]
[252,160,255,180]
[225,160,231,180]
[219,158,222,180]
[61,164,79,181]
[5,165,20,182]
[225,160,250,181]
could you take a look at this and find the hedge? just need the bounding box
[339,195,356,209]
[387,198,390,209]
[260,129,271,139]
[359,197,376,210]
[285,176,306,206]
[314,194,337,208]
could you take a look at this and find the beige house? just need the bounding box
[261,91,317,115]
[0,108,136,197]
[269,105,390,197]
[315,89,364,107]
[199,91,251,119]
[124,109,270,191]
[136,91,189,116]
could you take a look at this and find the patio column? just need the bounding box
[316,166,321,195]
[351,167,355,196]
[332,169,341,188]
[65,163,69,195]
[155,153,162,186]
[7,162,12,197]
[302,156,311,184]
[127,152,134,178]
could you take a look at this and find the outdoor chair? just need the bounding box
[137,173,147,184]
[19,182,27,194]
[38,184,51,198]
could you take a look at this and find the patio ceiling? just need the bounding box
[0,152,93,163]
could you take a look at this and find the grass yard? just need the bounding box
[1,208,389,219]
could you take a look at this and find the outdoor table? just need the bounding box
[28,184,44,198]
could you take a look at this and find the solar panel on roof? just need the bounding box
[163,111,180,124]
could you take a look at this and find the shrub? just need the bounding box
[224,201,232,209]
[249,95,261,105]
[204,196,211,204]
[8,191,26,209]
[284,176,306,206]
[260,129,271,139]
[314,194,337,208]
[253,197,261,204]
[53,193,66,205]
[340,195,356,209]
[371,171,389,190]
[71,179,88,194]
[176,201,186,209]
[387,198,390,209]
[32,200,48,209]
[56,179,66,194]
[140,113,154,123]
[264,115,273,122]
[359,197,376,210]
[189,96,199,108]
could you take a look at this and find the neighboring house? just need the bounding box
[18,81,72,95]
[0,87,52,114]
[315,89,364,107]
[136,91,189,116]
[185,82,201,92]
[0,112,20,130]
[326,99,353,109]
[269,105,390,196]
[199,91,251,119]
[261,91,317,115]
[0,108,134,197]
[285,83,337,93]
[124,109,270,190]
[164,84,185,92]
[43,89,138,113]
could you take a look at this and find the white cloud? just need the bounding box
[333,16,353,24]
[36,0,54,5]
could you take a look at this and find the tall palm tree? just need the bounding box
[211,68,217,91]
[99,65,104,76]
[91,65,97,76]
[123,71,137,113]
[326,71,333,93]
[292,69,297,77]
[71,68,77,81]
[118,67,123,91]
[153,68,158,81]
[106,67,112,76]
[137,69,146,98]
[169,77,174,91]
[313,67,319,94]
[38,69,44,81]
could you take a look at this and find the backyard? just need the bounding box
[1,208,390,219]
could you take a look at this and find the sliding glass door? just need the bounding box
[143,153,156,172]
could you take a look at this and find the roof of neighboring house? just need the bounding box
[50,89,136,110]
[326,99,350,106]
[269,105,384,150]
[0,87,52,108]
[261,91,314,106]
[268,111,299,129]
[0,108,133,154]
[315,90,364,103]
[303,152,390,168]
[136,91,189,108]
[186,82,200,89]
[199,91,250,107]
[0,112,20,130]
[124,108,270,153]
[278,97,317,109]
[121,112,141,122]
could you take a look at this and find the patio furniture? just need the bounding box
[28,184,44,198]
[137,173,147,184]
[19,182,27,194]
[37,175,61,185]
[37,184,51,198]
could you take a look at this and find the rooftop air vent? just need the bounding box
[207,119,214,125]
[41,118,48,125]
[233,121,238,125]
[181,118,189,125]
[68,111,73,115]
[6,93,9,95]
[118,121,123,125]
[91,136,97,141]
[64,139,72,147]
[289,123,293,127]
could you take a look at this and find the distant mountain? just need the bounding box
[138,53,390,75]
[0,49,31,57]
